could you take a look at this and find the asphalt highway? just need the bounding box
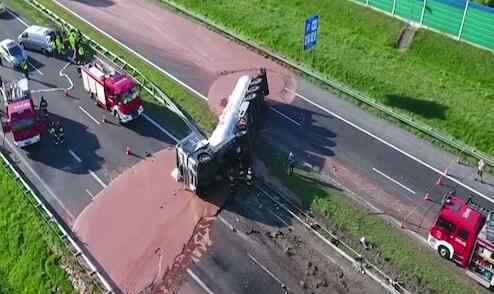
[0,9,387,294]
[52,0,494,235]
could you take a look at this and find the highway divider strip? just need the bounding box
[159,0,494,168]
[0,149,114,294]
[23,0,203,139]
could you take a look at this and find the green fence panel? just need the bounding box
[422,0,464,35]
[395,0,423,22]
[356,0,494,53]
[369,0,394,12]
[462,6,494,50]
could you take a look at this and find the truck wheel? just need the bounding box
[438,246,451,259]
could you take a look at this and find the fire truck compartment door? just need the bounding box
[465,270,492,288]
[82,71,106,105]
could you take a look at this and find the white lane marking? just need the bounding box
[32,88,65,93]
[89,170,107,188]
[217,215,235,230]
[56,0,491,205]
[286,88,493,204]
[85,188,95,199]
[248,253,286,289]
[28,61,44,76]
[270,107,301,126]
[268,209,291,227]
[372,167,416,195]
[68,149,82,163]
[186,269,215,294]
[53,0,207,101]
[142,113,178,142]
[7,9,29,27]
[3,135,75,219]
[68,149,107,188]
[78,106,101,125]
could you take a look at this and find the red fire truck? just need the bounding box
[0,79,46,147]
[81,60,144,123]
[428,194,494,288]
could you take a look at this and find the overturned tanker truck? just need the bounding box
[174,68,269,195]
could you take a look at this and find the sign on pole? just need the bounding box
[304,15,320,51]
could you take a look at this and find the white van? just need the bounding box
[0,1,6,15]
[17,25,55,54]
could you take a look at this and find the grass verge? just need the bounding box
[257,138,488,294]
[0,160,74,293]
[164,0,494,156]
[6,0,217,136]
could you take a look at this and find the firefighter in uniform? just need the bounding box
[246,168,253,187]
[76,45,85,65]
[39,96,48,119]
[57,121,65,144]
[55,32,64,57]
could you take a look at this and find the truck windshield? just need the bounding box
[122,86,139,104]
[11,117,35,132]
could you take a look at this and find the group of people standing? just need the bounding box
[49,26,89,65]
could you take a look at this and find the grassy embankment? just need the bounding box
[257,140,487,294]
[0,161,74,293]
[6,0,217,138]
[165,0,494,156]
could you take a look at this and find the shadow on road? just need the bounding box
[69,0,115,7]
[384,94,448,119]
[23,112,104,174]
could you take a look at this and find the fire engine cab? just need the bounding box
[0,79,46,147]
[81,60,144,123]
[428,195,494,288]
[174,68,268,194]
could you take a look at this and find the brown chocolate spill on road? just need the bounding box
[73,147,227,294]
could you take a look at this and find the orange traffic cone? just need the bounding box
[400,222,405,229]
[424,193,431,201]
[126,146,132,156]
[435,176,443,186]
[64,89,69,97]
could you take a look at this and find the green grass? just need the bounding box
[164,0,494,156]
[6,0,217,136]
[257,139,488,294]
[0,162,74,293]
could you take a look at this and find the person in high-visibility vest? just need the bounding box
[20,62,29,79]
[77,45,85,65]
[55,33,64,56]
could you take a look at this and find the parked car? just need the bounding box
[18,25,55,55]
[0,1,6,15]
[0,39,27,68]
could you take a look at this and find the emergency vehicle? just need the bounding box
[428,194,494,288]
[81,60,144,123]
[175,68,268,194]
[0,79,46,147]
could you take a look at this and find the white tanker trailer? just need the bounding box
[174,68,269,194]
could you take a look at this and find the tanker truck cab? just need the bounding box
[81,61,144,123]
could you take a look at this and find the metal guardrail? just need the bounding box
[24,0,202,139]
[255,179,410,294]
[160,0,494,168]
[0,149,113,294]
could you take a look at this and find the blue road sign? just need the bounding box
[304,15,319,51]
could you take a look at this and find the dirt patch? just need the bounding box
[73,148,226,294]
